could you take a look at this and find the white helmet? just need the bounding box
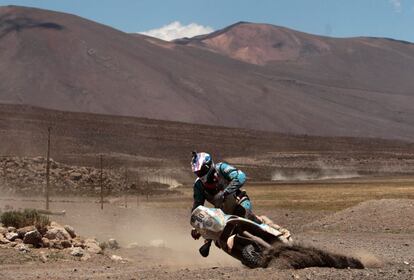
[191,151,214,181]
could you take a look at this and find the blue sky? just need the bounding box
[0,0,413,42]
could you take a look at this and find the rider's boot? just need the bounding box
[259,215,292,240]
[199,240,212,257]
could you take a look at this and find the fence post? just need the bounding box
[124,168,128,208]
[45,127,51,210]
[100,155,103,210]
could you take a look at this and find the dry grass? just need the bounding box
[122,177,414,212]
[0,208,50,230]
[3,178,410,213]
[248,177,414,211]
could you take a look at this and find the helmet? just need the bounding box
[191,151,214,180]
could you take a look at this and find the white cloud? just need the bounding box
[139,21,214,41]
[389,0,402,12]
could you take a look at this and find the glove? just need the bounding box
[191,228,201,240]
[213,191,226,208]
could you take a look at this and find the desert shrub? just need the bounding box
[0,209,50,231]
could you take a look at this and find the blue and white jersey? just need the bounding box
[192,162,246,211]
[214,162,246,194]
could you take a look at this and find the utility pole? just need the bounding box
[100,155,103,210]
[45,127,51,211]
[3,158,7,180]
[136,193,139,208]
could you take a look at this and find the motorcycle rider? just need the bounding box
[190,151,261,241]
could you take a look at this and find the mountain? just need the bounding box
[1,6,414,141]
[175,21,333,65]
[177,21,414,94]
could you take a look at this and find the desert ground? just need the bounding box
[1,105,413,279]
[1,176,413,280]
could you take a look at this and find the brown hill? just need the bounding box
[178,21,414,94]
[1,7,414,140]
[175,21,332,65]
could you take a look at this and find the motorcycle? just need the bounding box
[190,205,293,268]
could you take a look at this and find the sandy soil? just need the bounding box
[0,193,413,280]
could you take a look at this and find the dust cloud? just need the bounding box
[271,170,360,181]
[271,161,360,181]
[0,196,237,268]
[353,250,383,268]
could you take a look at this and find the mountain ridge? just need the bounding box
[0,6,413,141]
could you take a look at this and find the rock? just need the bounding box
[50,161,58,169]
[50,240,64,250]
[50,221,61,228]
[17,226,36,238]
[0,226,7,235]
[42,237,50,248]
[108,238,120,249]
[81,253,91,261]
[39,251,48,263]
[110,255,123,261]
[7,227,16,232]
[64,225,76,238]
[64,179,76,189]
[0,157,127,194]
[70,172,83,181]
[71,247,85,257]
[15,243,30,253]
[5,232,19,241]
[72,237,84,248]
[0,234,10,244]
[84,238,103,254]
[61,240,72,248]
[44,227,71,240]
[23,230,42,246]
[6,242,17,248]
[44,228,58,240]
[127,242,139,249]
[150,239,166,248]
[33,156,45,163]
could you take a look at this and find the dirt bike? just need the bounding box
[190,206,293,268]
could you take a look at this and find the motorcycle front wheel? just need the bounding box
[241,244,267,268]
